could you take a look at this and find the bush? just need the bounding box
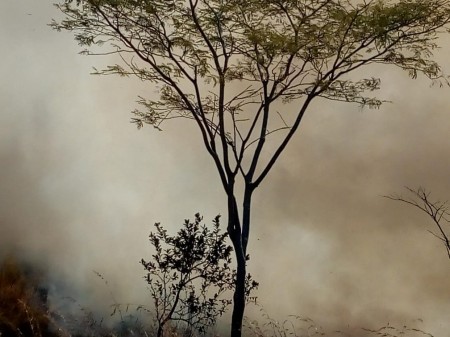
[141,213,258,337]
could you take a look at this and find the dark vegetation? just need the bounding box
[140,213,257,337]
[0,214,255,337]
[0,225,437,337]
[0,259,436,337]
[0,256,57,337]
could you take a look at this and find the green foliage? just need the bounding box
[51,0,450,173]
[141,214,258,337]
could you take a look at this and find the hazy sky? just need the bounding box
[1,1,450,336]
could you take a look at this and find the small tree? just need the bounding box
[52,1,450,336]
[386,187,450,260]
[141,213,257,337]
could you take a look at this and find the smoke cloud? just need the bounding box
[1,1,450,336]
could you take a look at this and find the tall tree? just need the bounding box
[52,1,450,336]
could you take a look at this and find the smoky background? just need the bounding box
[1,1,450,336]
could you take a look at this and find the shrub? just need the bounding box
[141,213,258,337]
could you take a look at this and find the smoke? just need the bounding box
[248,69,450,334]
[1,1,450,336]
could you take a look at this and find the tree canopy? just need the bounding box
[52,0,450,191]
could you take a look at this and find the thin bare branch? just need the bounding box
[386,187,450,260]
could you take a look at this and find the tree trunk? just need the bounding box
[226,192,245,337]
[231,251,246,337]
[228,187,253,337]
[157,324,164,337]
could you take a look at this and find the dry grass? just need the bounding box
[0,256,197,337]
[0,256,53,337]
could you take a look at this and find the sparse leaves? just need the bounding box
[52,0,450,142]
[52,0,450,189]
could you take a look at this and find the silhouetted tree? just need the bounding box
[52,1,450,335]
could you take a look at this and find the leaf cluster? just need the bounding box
[141,213,258,335]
